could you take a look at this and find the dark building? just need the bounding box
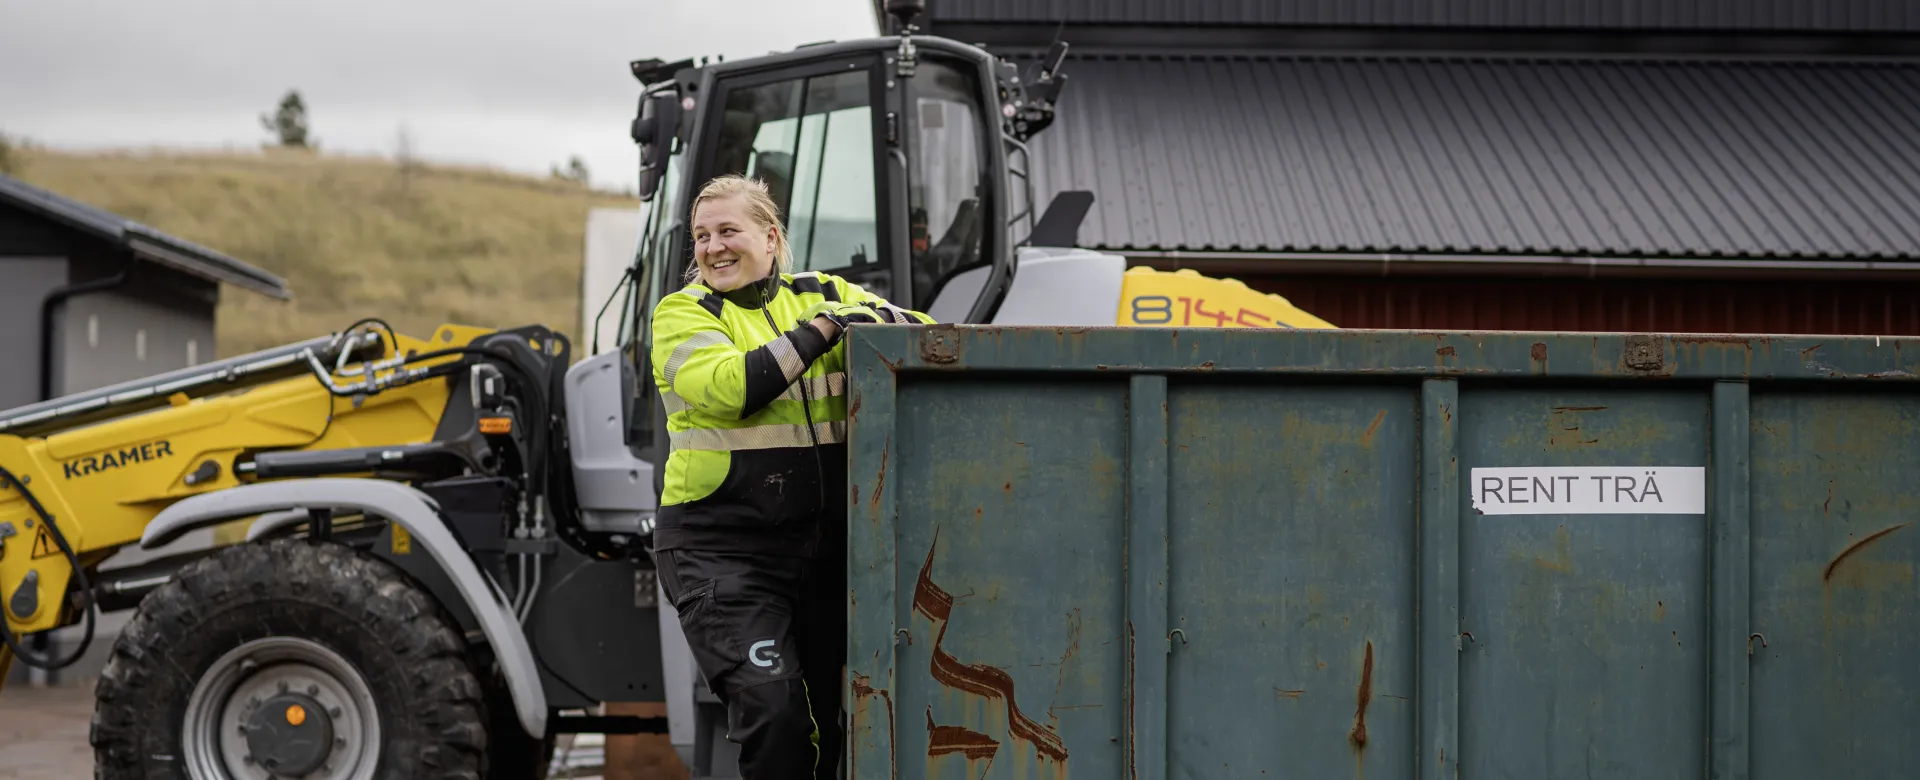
[879,0,1920,334]
[0,174,291,411]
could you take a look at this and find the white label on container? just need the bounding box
[1469,466,1706,515]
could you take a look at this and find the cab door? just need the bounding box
[683,53,901,300]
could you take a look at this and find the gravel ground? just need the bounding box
[0,680,97,779]
[0,680,676,779]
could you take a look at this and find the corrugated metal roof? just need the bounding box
[1022,54,1920,260]
[0,174,291,299]
[920,0,1920,32]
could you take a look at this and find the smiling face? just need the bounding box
[691,193,779,291]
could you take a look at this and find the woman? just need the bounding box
[648,174,932,779]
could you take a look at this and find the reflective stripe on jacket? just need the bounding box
[649,270,933,555]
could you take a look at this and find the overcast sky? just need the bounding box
[0,0,880,191]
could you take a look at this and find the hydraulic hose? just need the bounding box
[0,464,97,671]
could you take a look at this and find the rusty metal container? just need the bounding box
[841,325,1920,780]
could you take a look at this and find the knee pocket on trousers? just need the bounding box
[673,578,747,685]
[672,577,720,626]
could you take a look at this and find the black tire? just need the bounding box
[90,537,488,779]
[475,652,555,779]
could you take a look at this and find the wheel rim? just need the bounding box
[181,636,381,780]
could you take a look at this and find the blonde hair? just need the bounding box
[684,174,792,286]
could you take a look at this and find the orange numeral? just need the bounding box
[1193,299,1231,326]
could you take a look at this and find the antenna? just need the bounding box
[887,0,925,76]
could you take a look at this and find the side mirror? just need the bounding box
[632,90,682,202]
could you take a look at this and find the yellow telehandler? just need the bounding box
[0,320,612,777]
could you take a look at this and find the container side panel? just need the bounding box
[1418,379,1462,780]
[1458,388,1711,780]
[1709,381,1753,780]
[1749,391,1920,779]
[1165,382,1419,779]
[847,346,899,780]
[893,377,1129,779]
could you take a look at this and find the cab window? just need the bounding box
[708,69,878,275]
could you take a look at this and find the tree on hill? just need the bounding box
[260,90,314,148]
[551,155,589,185]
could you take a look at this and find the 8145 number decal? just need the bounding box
[1127,295,1290,328]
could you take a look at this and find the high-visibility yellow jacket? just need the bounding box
[649,269,933,556]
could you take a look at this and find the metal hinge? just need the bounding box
[1624,335,1666,373]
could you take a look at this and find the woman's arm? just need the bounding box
[825,274,938,325]
[651,291,835,420]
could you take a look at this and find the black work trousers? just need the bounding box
[655,542,847,780]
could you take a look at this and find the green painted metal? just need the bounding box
[843,326,1920,780]
[1125,374,1169,779]
[1747,390,1920,777]
[1710,380,1752,780]
[1457,387,1710,778]
[1418,378,1460,780]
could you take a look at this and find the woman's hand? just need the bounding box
[809,315,841,341]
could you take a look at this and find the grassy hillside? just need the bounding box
[7,146,638,358]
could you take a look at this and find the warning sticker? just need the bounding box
[1470,466,1706,516]
[31,525,59,559]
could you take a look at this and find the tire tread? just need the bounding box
[90,538,489,779]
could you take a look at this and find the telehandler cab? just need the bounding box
[0,4,1119,777]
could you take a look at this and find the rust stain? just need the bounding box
[1673,335,1755,346]
[1656,600,1665,622]
[1532,555,1572,573]
[1361,410,1387,447]
[1050,608,1083,716]
[1275,688,1304,699]
[1530,342,1548,361]
[1823,481,1833,517]
[849,672,896,774]
[1436,345,1457,358]
[928,708,1000,761]
[1548,407,1602,448]
[1801,343,1824,360]
[914,528,1070,763]
[1349,641,1374,749]
[1824,522,1914,582]
[1198,361,1216,370]
[1529,526,1575,574]
[870,437,890,511]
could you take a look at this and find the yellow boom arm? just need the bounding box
[0,323,499,683]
